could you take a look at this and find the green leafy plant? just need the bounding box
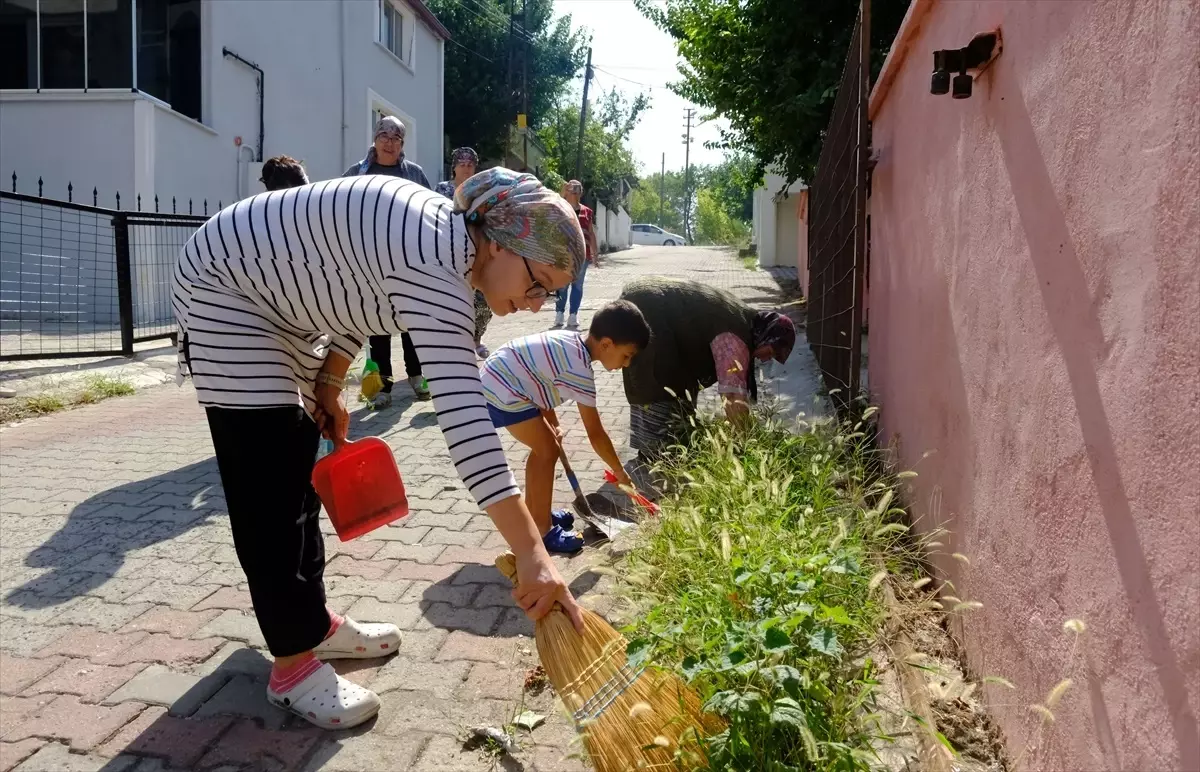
[620,411,913,770]
[635,0,911,187]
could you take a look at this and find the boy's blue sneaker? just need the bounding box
[551,509,575,531]
[542,525,584,555]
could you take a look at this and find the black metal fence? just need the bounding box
[0,187,207,361]
[807,0,871,410]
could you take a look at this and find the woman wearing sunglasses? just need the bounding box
[171,168,585,731]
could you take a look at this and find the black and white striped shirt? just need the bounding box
[172,175,519,508]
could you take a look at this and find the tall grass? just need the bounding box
[621,411,912,771]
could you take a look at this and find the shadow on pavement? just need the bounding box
[8,458,225,610]
[9,391,432,610]
[93,646,355,771]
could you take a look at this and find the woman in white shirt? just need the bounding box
[172,168,585,730]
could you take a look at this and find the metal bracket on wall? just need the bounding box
[930,30,1003,99]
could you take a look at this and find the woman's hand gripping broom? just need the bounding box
[494,552,721,772]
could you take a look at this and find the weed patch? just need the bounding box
[0,375,135,424]
[620,412,915,770]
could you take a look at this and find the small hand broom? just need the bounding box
[495,552,723,771]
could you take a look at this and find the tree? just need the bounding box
[426,0,588,166]
[635,0,910,186]
[628,170,687,231]
[693,188,750,246]
[696,152,757,222]
[538,87,649,209]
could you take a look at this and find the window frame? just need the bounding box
[376,0,414,71]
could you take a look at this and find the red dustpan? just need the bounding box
[312,437,409,541]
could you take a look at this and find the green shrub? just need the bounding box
[622,412,908,771]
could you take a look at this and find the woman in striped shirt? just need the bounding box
[172,168,586,730]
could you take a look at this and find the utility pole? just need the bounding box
[574,47,593,182]
[659,152,665,226]
[520,0,529,170]
[682,108,694,243]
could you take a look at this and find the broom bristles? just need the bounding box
[496,553,723,772]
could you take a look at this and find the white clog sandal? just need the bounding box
[266,662,380,730]
[314,617,402,660]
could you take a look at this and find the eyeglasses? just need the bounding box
[522,258,557,300]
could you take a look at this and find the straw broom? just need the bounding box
[495,552,723,771]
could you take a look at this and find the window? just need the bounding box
[0,0,198,121]
[378,0,411,66]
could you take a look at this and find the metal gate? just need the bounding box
[0,190,205,361]
[807,0,871,410]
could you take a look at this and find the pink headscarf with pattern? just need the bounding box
[453,168,585,279]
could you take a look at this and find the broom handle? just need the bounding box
[557,444,584,498]
[494,551,519,585]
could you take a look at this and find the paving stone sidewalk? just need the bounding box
[0,246,800,772]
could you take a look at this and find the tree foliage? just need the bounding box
[693,187,750,246]
[426,0,588,166]
[538,88,649,209]
[630,153,754,243]
[629,170,688,232]
[635,0,911,186]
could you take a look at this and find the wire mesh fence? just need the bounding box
[807,1,870,411]
[0,190,206,361]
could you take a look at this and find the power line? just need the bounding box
[592,65,673,90]
[445,36,496,63]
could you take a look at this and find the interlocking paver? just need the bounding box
[97,706,234,768]
[0,738,45,772]
[20,660,144,704]
[195,721,320,772]
[119,607,220,639]
[11,741,138,772]
[34,628,147,665]
[0,656,62,696]
[2,695,145,751]
[371,656,470,699]
[0,247,798,770]
[192,611,266,649]
[103,665,223,717]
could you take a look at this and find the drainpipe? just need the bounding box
[338,0,348,169]
[221,47,264,162]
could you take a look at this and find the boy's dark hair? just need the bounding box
[260,155,308,191]
[589,300,650,349]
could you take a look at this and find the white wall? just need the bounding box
[0,94,138,207]
[1,0,445,207]
[753,172,806,267]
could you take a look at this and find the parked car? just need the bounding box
[631,223,687,246]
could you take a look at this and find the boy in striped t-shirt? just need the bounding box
[481,301,651,553]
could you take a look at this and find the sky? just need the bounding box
[551,0,730,175]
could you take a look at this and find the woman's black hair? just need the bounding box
[260,155,309,191]
[589,300,651,350]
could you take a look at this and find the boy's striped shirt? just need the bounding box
[480,330,596,413]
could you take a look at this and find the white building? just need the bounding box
[752,172,807,271]
[0,0,449,209]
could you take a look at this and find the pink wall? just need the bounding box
[796,190,810,296]
[867,1,1199,770]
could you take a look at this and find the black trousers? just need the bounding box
[368,333,421,392]
[205,406,330,657]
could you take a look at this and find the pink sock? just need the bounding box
[325,608,345,640]
[269,653,321,694]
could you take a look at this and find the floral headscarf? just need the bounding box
[356,116,407,175]
[752,311,796,364]
[450,147,479,167]
[454,167,585,278]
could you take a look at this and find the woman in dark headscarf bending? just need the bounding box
[618,277,796,460]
